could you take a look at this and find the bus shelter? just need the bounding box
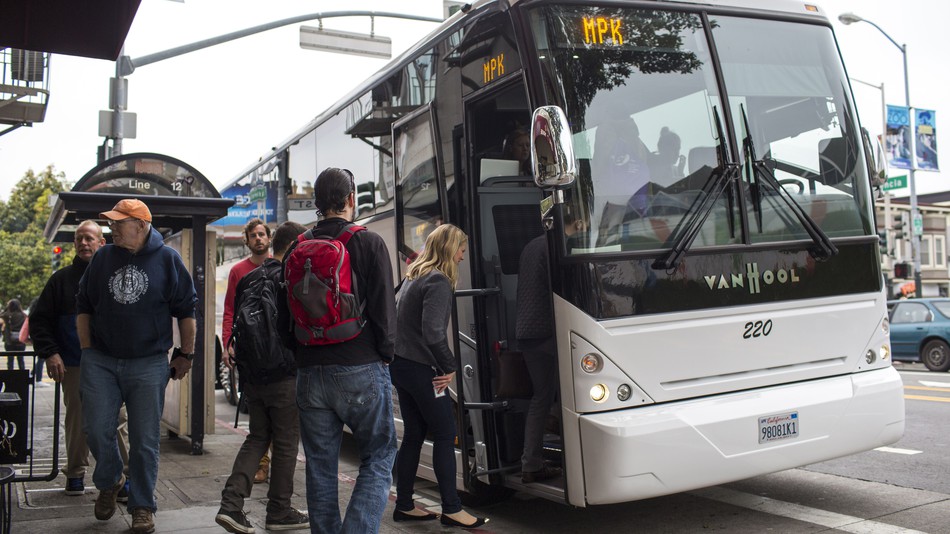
[43,153,233,454]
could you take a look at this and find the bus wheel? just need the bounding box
[921,339,950,372]
[221,362,239,406]
[460,479,515,506]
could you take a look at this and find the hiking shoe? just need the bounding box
[265,508,309,531]
[116,477,130,503]
[215,509,255,534]
[64,476,85,496]
[94,474,125,520]
[130,507,155,534]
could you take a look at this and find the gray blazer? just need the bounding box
[395,271,456,373]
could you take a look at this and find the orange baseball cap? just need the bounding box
[100,198,152,223]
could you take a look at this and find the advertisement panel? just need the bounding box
[916,108,939,171]
[213,181,277,227]
[886,104,913,170]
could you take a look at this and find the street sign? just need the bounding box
[248,185,267,202]
[882,175,907,191]
[300,26,392,59]
[913,213,923,236]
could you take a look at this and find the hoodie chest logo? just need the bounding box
[109,265,150,305]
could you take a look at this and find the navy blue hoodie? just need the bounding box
[77,227,197,359]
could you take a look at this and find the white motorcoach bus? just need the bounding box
[227,0,904,507]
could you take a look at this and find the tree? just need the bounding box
[0,166,70,306]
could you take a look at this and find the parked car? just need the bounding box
[887,298,950,372]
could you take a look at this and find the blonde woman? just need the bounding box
[391,224,488,529]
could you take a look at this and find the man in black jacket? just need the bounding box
[30,220,130,498]
[279,168,397,534]
[215,221,308,534]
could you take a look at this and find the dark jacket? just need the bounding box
[516,235,553,340]
[280,217,396,366]
[77,228,197,359]
[395,271,456,373]
[1,310,25,349]
[29,255,89,366]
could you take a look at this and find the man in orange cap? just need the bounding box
[77,198,198,534]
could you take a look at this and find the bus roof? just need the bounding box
[225,0,830,190]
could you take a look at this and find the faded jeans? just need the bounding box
[80,348,169,512]
[296,362,397,534]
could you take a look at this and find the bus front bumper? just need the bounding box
[576,366,904,505]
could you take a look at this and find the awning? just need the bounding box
[0,0,141,61]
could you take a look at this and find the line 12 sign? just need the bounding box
[582,16,624,45]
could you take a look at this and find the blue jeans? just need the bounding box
[296,362,397,534]
[390,356,461,514]
[80,348,169,512]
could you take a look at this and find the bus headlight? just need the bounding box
[617,384,632,401]
[865,349,877,364]
[580,353,602,373]
[882,317,889,336]
[590,384,608,402]
[881,345,890,360]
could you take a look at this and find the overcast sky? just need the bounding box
[0,0,946,200]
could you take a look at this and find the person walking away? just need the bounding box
[77,199,198,534]
[1,299,26,370]
[391,224,489,529]
[515,208,587,484]
[222,218,273,484]
[30,220,132,498]
[278,167,397,534]
[215,221,308,534]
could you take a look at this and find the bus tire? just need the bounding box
[459,479,515,507]
[921,339,950,372]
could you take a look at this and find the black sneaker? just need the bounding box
[264,508,309,531]
[215,509,255,534]
[65,476,85,496]
[116,477,130,503]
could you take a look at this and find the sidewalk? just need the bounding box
[9,378,439,534]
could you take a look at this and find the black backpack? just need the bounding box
[230,259,295,385]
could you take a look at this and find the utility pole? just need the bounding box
[100,10,442,160]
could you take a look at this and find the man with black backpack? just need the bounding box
[279,167,397,534]
[215,221,308,534]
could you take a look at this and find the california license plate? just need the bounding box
[758,411,799,444]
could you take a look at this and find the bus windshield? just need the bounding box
[530,6,873,255]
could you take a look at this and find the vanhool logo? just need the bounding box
[703,263,800,294]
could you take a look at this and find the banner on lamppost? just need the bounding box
[916,108,939,171]
[886,104,913,169]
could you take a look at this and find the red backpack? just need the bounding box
[284,224,366,345]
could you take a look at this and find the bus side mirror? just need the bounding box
[861,127,887,190]
[531,106,576,189]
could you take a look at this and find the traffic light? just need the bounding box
[893,262,909,279]
[356,182,376,216]
[893,213,908,240]
[51,245,64,270]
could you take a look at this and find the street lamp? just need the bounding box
[839,12,922,298]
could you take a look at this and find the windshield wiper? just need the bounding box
[740,105,838,261]
[653,107,739,270]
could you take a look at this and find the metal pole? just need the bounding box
[902,44,922,298]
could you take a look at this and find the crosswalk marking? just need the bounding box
[692,486,929,534]
[873,446,922,455]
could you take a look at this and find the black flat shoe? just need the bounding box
[440,514,489,529]
[522,465,562,484]
[393,508,439,522]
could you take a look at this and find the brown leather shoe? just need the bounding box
[254,465,268,484]
[94,474,125,520]
[131,507,155,533]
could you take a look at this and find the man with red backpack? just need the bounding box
[278,167,397,534]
